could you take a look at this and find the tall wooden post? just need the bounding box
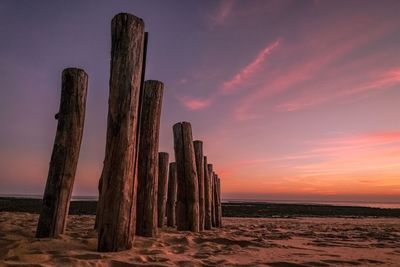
[166,162,177,227]
[157,152,169,228]
[203,156,212,230]
[95,32,148,233]
[173,122,199,232]
[193,141,205,231]
[208,164,216,227]
[97,13,144,252]
[217,176,222,227]
[36,68,88,238]
[136,80,164,237]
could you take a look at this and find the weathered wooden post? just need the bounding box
[217,176,222,227]
[136,80,164,237]
[97,13,144,252]
[193,141,205,231]
[166,162,177,227]
[213,173,222,227]
[208,164,216,227]
[97,30,148,234]
[36,68,88,238]
[157,152,169,228]
[173,122,200,232]
[203,156,212,230]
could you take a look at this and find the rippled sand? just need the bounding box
[1,212,399,266]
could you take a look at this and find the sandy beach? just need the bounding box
[1,212,399,266]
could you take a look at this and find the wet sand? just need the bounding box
[1,197,400,218]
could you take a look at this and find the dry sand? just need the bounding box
[1,212,399,266]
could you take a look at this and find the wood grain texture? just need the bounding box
[203,156,212,230]
[36,68,88,238]
[166,162,177,227]
[208,164,216,227]
[213,172,220,227]
[157,152,169,228]
[97,13,144,252]
[193,141,205,231]
[173,122,199,232]
[217,176,222,227]
[136,80,164,237]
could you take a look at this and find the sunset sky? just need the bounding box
[0,0,399,202]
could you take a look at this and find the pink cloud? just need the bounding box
[228,130,400,169]
[178,96,213,111]
[234,15,398,120]
[222,39,281,94]
[316,131,400,147]
[277,68,400,111]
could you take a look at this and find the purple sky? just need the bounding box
[1,0,400,202]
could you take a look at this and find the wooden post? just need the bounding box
[203,156,212,230]
[136,80,164,237]
[173,122,199,232]
[36,68,88,238]
[166,162,177,227]
[217,176,222,227]
[95,31,148,236]
[97,13,144,252]
[157,152,169,228]
[193,141,205,231]
[214,173,221,227]
[208,164,216,227]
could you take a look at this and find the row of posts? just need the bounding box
[35,12,222,252]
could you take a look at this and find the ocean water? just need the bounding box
[224,199,400,209]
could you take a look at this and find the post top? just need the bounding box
[112,13,144,26]
[145,80,164,86]
[173,121,191,126]
[63,68,87,76]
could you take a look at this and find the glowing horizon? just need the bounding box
[0,0,399,203]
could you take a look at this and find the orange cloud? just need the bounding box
[218,130,400,196]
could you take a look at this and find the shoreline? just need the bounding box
[1,197,399,218]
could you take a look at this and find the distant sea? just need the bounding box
[1,194,399,209]
[224,199,400,209]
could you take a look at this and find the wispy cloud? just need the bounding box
[178,38,281,111]
[222,39,281,94]
[209,0,235,28]
[178,96,213,111]
[234,14,398,120]
[277,68,400,111]
[228,130,400,169]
